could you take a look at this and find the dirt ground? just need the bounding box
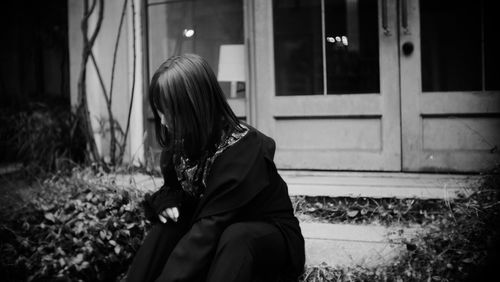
[0,173,41,217]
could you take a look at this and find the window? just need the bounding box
[420,0,500,92]
[147,0,245,98]
[273,0,379,96]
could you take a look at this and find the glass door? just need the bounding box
[400,0,500,172]
[252,0,401,170]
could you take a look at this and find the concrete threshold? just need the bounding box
[281,170,482,199]
[114,170,482,200]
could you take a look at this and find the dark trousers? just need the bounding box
[126,221,287,282]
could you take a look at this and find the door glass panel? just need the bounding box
[325,0,379,94]
[484,1,500,90]
[273,0,323,96]
[147,0,245,99]
[420,0,499,92]
[273,0,379,96]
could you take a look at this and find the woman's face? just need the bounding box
[158,110,173,130]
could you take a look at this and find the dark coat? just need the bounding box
[141,125,305,281]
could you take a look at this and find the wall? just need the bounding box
[67,0,144,164]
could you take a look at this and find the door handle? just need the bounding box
[402,41,414,56]
[382,0,391,36]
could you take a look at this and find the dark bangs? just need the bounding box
[149,69,172,149]
[149,54,241,159]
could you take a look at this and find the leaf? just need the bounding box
[114,245,121,255]
[314,202,324,209]
[41,204,53,211]
[74,221,84,234]
[20,239,30,248]
[71,253,84,265]
[462,258,474,263]
[80,261,90,269]
[55,247,66,256]
[44,212,56,223]
[126,223,136,230]
[124,203,134,212]
[347,210,359,217]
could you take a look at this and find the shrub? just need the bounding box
[0,169,151,281]
[0,103,86,174]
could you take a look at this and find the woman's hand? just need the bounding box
[158,207,180,223]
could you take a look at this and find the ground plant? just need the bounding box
[0,169,498,281]
[292,195,449,226]
[0,169,150,281]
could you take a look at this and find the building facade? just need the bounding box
[68,0,500,172]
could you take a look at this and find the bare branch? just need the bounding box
[109,0,129,105]
[76,0,106,163]
[88,0,97,17]
[89,51,110,102]
[118,0,137,164]
[88,0,104,48]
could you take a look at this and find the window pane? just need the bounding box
[148,0,245,99]
[147,0,244,154]
[484,1,500,90]
[420,0,482,92]
[273,0,323,96]
[325,0,379,94]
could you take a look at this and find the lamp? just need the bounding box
[217,44,245,98]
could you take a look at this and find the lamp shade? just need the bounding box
[217,44,245,82]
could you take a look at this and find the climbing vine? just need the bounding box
[77,0,138,167]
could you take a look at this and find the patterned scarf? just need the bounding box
[173,124,249,197]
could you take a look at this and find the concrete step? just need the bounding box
[114,171,481,200]
[114,174,160,193]
[281,170,481,199]
[0,162,23,175]
[300,222,421,267]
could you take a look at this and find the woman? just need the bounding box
[126,54,305,282]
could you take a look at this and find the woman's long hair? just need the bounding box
[149,54,241,159]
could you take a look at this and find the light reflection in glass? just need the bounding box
[182,29,195,38]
